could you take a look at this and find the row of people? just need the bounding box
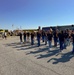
[19,29,74,54]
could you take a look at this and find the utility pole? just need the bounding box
[12,24,14,31]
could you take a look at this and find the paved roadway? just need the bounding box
[0,36,74,75]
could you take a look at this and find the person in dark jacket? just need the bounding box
[31,31,35,45]
[47,30,53,50]
[23,31,26,43]
[37,30,41,47]
[19,31,22,43]
[42,30,45,42]
[27,32,30,42]
[64,30,69,49]
[58,31,65,51]
[53,29,58,47]
[44,31,48,45]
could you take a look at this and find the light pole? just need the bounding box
[12,24,14,31]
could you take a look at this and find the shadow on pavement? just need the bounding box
[3,42,74,64]
[36,49,59,59]
[47,52,74,64]
[17,45,38,51]
[26,47,48,55]
[4,42,21,46]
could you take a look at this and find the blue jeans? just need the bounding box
[37,37,40,46]
[24,37,26,42]
[57,38,60,45]
[20,37,22,42]
[42,36,44,42]
[59,41,64,50]
[31,38,34,45]
[64,39,67,49]
[54,38,58,46]
[48,40,52,49]
[45,36,47,45]
[67,38,70,46]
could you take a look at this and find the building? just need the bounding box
[42,25,74,31]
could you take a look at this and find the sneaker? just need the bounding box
[20,42,23,44]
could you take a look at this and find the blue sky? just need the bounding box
[0,0,74,30]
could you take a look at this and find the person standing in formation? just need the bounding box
[53,29,58,47]
[27,32,30,42]
[19,31,23,43]
[58,30,65,51]
[37,29,41,47]
[44,31,48,45]
[31,31,35,45]
[64,30,69,49]
[47,29,53,51]
[42,30,45,42]
[23,31,26,43]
